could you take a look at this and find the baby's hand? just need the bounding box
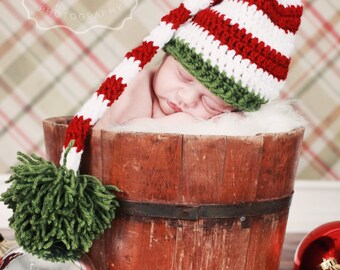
[210,110,244,122]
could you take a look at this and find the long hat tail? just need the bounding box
[61,0,221,172]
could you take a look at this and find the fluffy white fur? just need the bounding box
[108,101,306,136]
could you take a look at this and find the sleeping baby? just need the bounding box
[94,55,238,129]
[95,0,299,130]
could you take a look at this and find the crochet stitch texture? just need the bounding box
[164,0,303,111]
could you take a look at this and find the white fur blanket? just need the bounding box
[108,101,306,136]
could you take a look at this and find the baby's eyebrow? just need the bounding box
[178,66,194,80]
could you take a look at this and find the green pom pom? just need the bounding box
[0,151,120,262]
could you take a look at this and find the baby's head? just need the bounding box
[153,55,236,120]
[157,0,303,114]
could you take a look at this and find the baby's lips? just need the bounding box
[167,100,182,112]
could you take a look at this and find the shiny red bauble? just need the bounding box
[294,221,340,270]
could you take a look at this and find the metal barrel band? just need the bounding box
[117,194,293,220]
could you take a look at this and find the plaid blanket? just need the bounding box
[0,0,339,180]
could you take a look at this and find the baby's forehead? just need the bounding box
[162,56,193,76]
[162,55,181,67]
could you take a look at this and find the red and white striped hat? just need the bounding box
[164,0,304,112]
[62,0,303,172]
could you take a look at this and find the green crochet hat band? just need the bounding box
[164,38,267,112]
[162,0,304,112]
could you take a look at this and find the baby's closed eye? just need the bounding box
[177,67,193,83]
[201,96,226,115]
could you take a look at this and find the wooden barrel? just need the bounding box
[43,116,304,270]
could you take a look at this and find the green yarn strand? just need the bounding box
[0,150,120,262]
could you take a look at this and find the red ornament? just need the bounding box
[294,221,340,270]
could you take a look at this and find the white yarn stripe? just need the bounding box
[60,147,82,172]
[211,0,296,57]
[174,23,284,100]
[107,57,141,85]
[64,56,142,171]
[77,93,110,125]
[183,0,214,15]
[144,21,175,48]
[277,0,303,7]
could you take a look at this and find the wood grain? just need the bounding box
[43,117,304,270]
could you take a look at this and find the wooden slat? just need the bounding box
[88,232,107,270]
[80,128,103,179]
[43,117,68,164]
[101,132,182,203]
[193,220,251,269]
[256,128,304,200]
[245,210,289,269]
[181,135,226,204]
[221,136,263,204]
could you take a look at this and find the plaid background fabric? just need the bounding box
[0,0,339,180]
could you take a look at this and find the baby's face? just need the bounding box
[153,56,234,120]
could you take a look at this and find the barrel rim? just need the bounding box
[43,116,305,139]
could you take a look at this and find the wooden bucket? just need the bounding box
[43,116,304,270]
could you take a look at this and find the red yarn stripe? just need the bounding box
[243,0,303,34]
[63,75,127,152]
[64,115,92,152]
[212,0,223,5]
[194,9,290,80]
[161,3,191,29]
[125,41,159,68]
[96,75,127,106]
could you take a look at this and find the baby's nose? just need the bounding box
[177,88,199,107]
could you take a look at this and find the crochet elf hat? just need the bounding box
[1,0,303,263]
[163,0,304,111]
